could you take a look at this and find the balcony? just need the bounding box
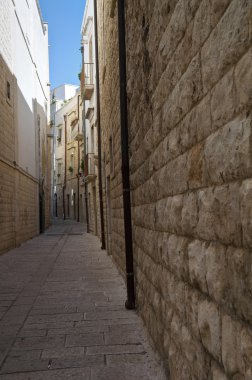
[81,63,94,101]
[80,176,85,187]
[72,128,84,142]
[85,153,96,182]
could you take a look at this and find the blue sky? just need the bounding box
[39,0,86,90]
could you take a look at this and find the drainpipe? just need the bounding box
[94,0,106,250]
[63,114,67,220]
[83,99,90,232]
[117,0,135,309]
[77,94,80,222]
[81,45,90,233]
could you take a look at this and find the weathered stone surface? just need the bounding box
[196,183,241,246]
[201,0,251,93]
[211,363,229,380]
[204,117,252,184]
[98,0,252,378]
[205,242,228,303]
[222,315,244,375]
[240,179,252,248]
[211,68,236,129]
[198,300,221,360]
[188,240,208,293]
[235,48,252,112]
[241,327,252,369]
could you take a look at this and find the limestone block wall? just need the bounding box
[98,0,126,273]
[98,0,252,378]
[15,171,39,246]
[0,55,16,252]
[0,161,15,253]
[126,0,252,378]
[0,55,49,254]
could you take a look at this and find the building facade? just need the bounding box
[0,0,50,254]
[97,1,252,379]
[80,0,100,237]
[54,89,86,223]
[50,83,80,217]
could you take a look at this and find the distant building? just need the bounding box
[50,84,79,216]
[54,89,86,222]
[0,0,50,253]
[80,0,100,237]
[50,84,79,116]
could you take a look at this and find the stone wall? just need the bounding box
[98,0,126,273]
[0,54,50,254]
[98,0,252,378]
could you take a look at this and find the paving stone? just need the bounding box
[13,336,65,350]
[0,221,165,379]
[18,330,47,338]
[47,325,109,336]
[75,319,140,328]
[87,344,146,355]
[41,347,85,359]
[30,306,77,316]
[49,355,104,370]
[9,349,42,361]
[104,329,144,345]
[0,295,17,301]
[84,310,138,321]
[23,322,74,330]
[90,364,162,380]
[14,297,36,306]
[106,353,149,365]
[1,358,48,374]
[0,368,91,379]
[26,313,83,325]
[65,333,104,348]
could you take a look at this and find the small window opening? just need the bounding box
[109,135,114,176]
[7,82,11,100]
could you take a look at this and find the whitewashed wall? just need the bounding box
[0,0,49,179]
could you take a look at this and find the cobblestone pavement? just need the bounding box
[0,220,166,379]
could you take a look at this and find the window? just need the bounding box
[91,125,94,153]
[57,162,62,180]
[57,128,62,145]
[70,153,74,175]
[109,135,114,177]
[6,81,11,100]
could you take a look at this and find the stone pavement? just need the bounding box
[0,220,166,379]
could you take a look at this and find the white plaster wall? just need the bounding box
[81,0,98,158]
[0,0,49,178]
[52,84,78,102]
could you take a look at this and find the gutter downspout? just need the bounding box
[117,0,135,310]
[83,100,90,232]
[94,0,106,250]
[63,114,67,220]
[77,94,80,222]
[81,45,90,233]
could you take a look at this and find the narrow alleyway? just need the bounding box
[0,221,166,380]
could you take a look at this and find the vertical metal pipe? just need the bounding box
[77,95,80,222]
[63,114,67,220]
[81,45,90,232]
[94,0,106,250]
[117,0,135,309]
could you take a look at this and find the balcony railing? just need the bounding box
[85,153,96,181]
[81,63,94,100]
